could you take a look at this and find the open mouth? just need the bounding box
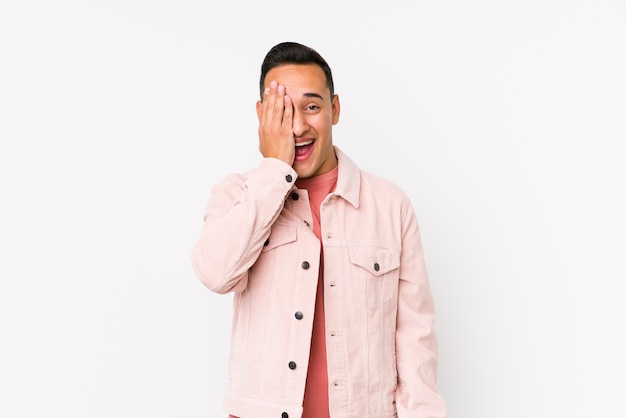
[295,139,315,158]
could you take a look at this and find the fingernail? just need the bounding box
[264,87,269,95]
[270,80,277,88]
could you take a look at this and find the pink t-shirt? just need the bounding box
[296,166,337,418]
[230,165,338,418]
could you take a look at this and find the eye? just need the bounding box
[305,105,320,112]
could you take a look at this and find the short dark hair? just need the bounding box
[259,42,335,100]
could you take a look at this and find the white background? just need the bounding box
[1,1,625,417]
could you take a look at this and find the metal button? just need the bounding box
[282,413,289,418]
[301,261,310,270]
[285,175,293,183]
[374,262,380,271]
[295,311,303,320]
[264,238,269,246]
[288,361,297,370]
[291,192,299,200]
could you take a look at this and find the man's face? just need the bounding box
[261,64,340,179]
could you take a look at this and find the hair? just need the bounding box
[259,41,335,100]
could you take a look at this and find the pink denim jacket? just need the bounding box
[192,147,447,418]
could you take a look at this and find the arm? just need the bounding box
[192,81,296,294]
[191,159,296,294]
[395,197,448,417]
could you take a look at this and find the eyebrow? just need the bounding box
[302,92,324,100]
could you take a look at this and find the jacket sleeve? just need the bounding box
[191,158,297,294]
[395,195,448,418]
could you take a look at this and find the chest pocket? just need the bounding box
[349,246,400,309]
[261,223,297,252]
[252,223,299,289]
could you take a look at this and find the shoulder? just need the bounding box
[359,168,409,201]
[335,146,409,204]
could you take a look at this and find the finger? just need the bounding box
[272,84,286,120]
[282,94,293,129]
[262,81,278,124]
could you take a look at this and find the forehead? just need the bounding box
[264,64,329,98]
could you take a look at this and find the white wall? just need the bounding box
[1,1,624,417]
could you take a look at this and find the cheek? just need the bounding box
[313,120,331,135]
[315,113,334,130]
[305,111,333,133]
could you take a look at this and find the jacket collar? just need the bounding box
[333,146,360,208]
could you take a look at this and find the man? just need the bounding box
[191,41,447,418]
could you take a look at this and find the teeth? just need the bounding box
[295,140,314,147]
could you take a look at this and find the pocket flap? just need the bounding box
[262,224,297,251]
[349,246,400,276]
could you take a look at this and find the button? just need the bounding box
[285,175,293,183]
[295,311,303,320]
[288,361,297,370]
[264,238,269,246]
[301,261,310,270]
[282,413,289,418]
[374,262,380,271]
[291,192,299,200]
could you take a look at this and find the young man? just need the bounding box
[191,42,447,418]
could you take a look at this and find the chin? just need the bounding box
[295,167,315,179]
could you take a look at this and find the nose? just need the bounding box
[292,108,308,137]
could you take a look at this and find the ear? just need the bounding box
[256,100,263,121]
[331,94,340,125]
